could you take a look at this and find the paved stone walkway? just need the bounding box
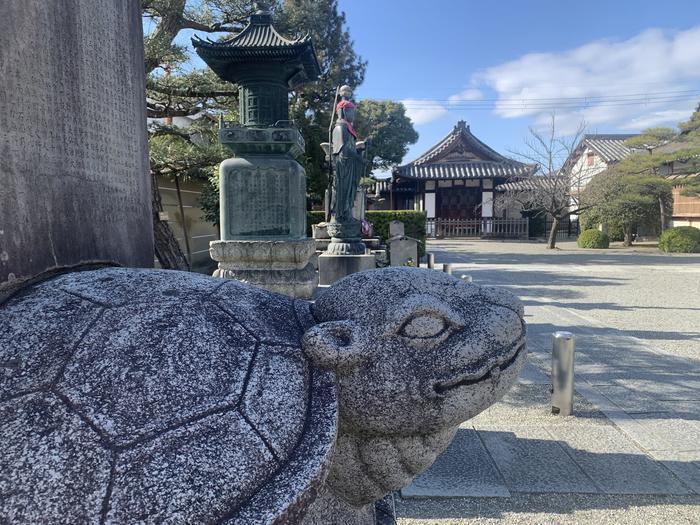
[398,240,700,523]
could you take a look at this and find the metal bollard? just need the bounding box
[442,263,453,275]
[551,331,575,416]
[460,274,473,283]
[427,253,435,269]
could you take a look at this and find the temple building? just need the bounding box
[379,121,536,220]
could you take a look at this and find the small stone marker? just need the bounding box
[388,220,419,267]
[389,238,419,267]
[389,220,405,238]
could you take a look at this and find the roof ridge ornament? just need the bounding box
[254,1,271,15]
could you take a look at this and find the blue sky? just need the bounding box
[337,0,700,170]
[161,1,700,172]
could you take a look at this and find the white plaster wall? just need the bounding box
[570,147,609,193]
[425,193,436,218]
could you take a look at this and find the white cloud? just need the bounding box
[400,98,449,125]
[619,109,694,130]
[448,88,483,103]
[471,26,700,132]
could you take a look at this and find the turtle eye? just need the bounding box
[398,314,451,339]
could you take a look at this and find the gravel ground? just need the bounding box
[426,239,700,359]
[397,239,700,524]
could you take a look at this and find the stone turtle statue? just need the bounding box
[0,266,526,524]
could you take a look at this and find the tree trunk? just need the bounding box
[151,173,190,271]
[659,196,670,232]
[623,225,633,247]
[144,1,187,75]
[547,217,560,249]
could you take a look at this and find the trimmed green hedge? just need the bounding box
[577,229,610,249]
[307,210,427,257]
[307,211,325,234]
[658,226,700,253]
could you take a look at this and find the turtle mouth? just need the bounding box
[433,339,525,396]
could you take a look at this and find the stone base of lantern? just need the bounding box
[210,239,317,298]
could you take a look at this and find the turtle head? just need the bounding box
[303,267,526,436]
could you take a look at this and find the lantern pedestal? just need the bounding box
[210,238,317,298]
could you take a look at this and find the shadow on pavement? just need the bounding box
[396,492,700,521]
[398,429,698,519]
[428,241,700,267]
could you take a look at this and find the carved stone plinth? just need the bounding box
[325,219,366,256]
[317,253,376,285]
[210,239,317,298]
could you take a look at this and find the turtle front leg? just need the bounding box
[300,484,375,525]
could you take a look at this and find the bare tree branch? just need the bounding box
[497,114,589,248]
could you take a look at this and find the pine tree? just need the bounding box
[142,0,372,265]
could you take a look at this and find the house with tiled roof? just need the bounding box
[563,134,639,195]
[382,121,536,221]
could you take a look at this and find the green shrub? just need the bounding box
[578,213,596,232]
[579,212,625,242]
[658,226,700,253]
[606,223,625,242]
[307,210,427,257]
[307,211,325,235]
[577,229,610,249]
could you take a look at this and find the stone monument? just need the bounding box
[0,0,153,295]
[387,220,420,266]
[318,86,377,285]
[1,266,526,524]
[193,3,320,298]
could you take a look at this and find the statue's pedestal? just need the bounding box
[326,219,366,255]
[317,219,375,285]
[318,253,375,285]
[210,239,317,298]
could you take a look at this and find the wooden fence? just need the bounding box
[426,218,529,239]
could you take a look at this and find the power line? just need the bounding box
[403,95,700,108]
[401,88,700,105]
[403,90,700,110]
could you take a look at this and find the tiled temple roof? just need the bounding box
[397,161,533,180]
[393,121,536,180]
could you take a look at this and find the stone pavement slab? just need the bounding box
[649,451,700,495]
[401,428,510,498]
[546,424,691,495]
[411,381,697,500]
[620,415,700,454]
[593,384,667,413]
[478,426,599,494]
[615,377,700,401]
[574,382,700,472]
[397,493,700,525]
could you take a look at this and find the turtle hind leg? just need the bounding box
[374,493,397,525]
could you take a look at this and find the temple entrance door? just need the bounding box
[437,187,481,219]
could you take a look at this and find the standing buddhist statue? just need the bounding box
[326,86,368,256]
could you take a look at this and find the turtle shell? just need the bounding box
[0,268,337,524]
